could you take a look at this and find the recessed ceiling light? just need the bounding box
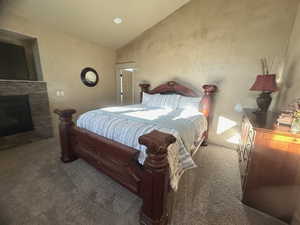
[113,18,123,24]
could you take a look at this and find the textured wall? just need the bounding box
[117,0,299,148]
[278,4,300,225]
[277,3,300,109]
[0,11,116,134]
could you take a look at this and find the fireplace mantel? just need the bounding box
[0,79,46,83]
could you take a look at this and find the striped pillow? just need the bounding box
[178,96,202,111]
[142,92,156,105]
[157,94,180,109]
[143,93,180,109]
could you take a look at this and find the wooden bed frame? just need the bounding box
[54,81,217,225]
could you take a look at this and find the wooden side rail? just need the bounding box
[139,130,176,225]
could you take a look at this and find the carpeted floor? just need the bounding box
[0,138,287,225]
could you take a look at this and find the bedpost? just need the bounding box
[201,85,218,145]
[139,83,150,103]
[139,130,176,225]
[54,109,77,163]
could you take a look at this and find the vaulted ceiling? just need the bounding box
[2,0,190,49]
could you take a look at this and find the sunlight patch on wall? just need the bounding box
[217,116,237,134]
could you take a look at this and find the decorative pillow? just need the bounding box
[157,94,180,109]
[142,93,180,109]
[142,92,154,105]
[178,96,202,111]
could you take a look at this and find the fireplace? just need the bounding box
[0,80,53,150]
[0,95,34,137]
[0,30,52,149]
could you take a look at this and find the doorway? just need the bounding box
[115,63,136,105]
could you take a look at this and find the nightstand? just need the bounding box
[238,108,300,223]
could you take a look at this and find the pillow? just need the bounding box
[142,92,180,109]
[142,92,154,105]
[157,94,180,109]
[178,96,202,111]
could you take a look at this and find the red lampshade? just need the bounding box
[250,74,278,92]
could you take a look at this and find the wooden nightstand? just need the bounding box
[239,108,300,223]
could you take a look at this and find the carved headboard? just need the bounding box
[139,81,217,117]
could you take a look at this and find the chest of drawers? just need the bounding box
[239,109,300,223]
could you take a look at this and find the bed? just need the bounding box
[54,81,217,225]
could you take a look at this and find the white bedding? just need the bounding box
[77,104,207,190]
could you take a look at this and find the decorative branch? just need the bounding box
[260,57,276,75]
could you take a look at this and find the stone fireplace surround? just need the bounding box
[0,80,53,150]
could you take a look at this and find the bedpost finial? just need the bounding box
[54,109,76,122]
[167,81,176,86]
[202,85,218,95]
[139,130,176,171]
[139,83,150,103]
[139,83,150,91]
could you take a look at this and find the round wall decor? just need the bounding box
[80,67,99,87]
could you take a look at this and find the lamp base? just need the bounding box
[256,92,272,113]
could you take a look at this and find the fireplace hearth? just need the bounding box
[0,95,34,137]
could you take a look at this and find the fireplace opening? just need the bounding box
[0,95,34,137]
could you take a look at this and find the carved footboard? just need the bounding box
[54,109,176,225]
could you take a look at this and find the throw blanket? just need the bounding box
[77,104,207,190]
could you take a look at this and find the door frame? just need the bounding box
[115,62,136,105]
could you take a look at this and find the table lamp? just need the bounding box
[250,74,278,113]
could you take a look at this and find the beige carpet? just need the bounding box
[0,138,287,225]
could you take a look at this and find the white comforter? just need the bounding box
[77,104,207,190]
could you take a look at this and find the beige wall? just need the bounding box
[117,0,299,148]
[0,11,116,134]
[277,3,300,109]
